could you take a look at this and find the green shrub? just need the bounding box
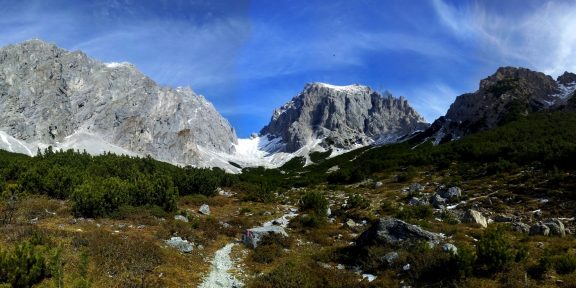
[299,191,329,216]
[346,193,370,210]
[397,166,417,183]
[555,254,576,275]
[476,227,515,273]
[0,242,48,287]
[395,205,433,221]
[252,244,283,264]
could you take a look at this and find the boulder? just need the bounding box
[543,219,566,237]
[408,197,429,206]
[356,218,444,247]
[439,187,462,200]
[442,243,458,255]
[462,209,488,228]
[165,237,193,253]
[199,204,210,215]
[383,252,399,265]
[494,215,514,223]
[174,215,189,222]
[374,181,384,189]
[408,183,425,194]
[529,222,550,236]
[431,194,446,209]
[510,222,530,233]
[242,226,288,248]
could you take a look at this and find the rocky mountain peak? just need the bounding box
[557,71,576,86]
[0,39,237,166]
[260,82,428,153]
[424,66,575,144]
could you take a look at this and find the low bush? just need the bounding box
[0,242,48,287]
[346,193,370,210]
[248,261,368,288]
[299,191,329,216]
[555,254,576,275]
[476,227,515,274]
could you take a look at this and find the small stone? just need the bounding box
[383,252,399,265]
[403,264,411,271]
[174,215,189,222]
[374,181,384,189]
[442,243,458,255]
[199,204,210,215]
[346,219,357,228]
[165,237,193,253]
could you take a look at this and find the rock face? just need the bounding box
[424,67,576,144]
[260,83,428,152]
[356,218,443,247]
[0,39,237,165]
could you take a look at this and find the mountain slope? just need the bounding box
[0,39,237,166]
[260,83,428,153]
[424,67,576,144]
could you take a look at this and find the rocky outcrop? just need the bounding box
[0,39,237,165]
[462,209,488,228]
[242,226,288,248]
[424,67,576,144]
[260,83,428,152]
[356,218,443,247]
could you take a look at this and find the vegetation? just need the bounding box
[1,110,576,287]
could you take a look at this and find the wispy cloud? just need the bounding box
[432,0,576,76]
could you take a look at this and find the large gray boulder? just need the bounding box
[510,222,530,234]
[543,219,566,237]
[431,194,447,209]
[242,226,288,248]
[356,218,443,247]
[529,222,550,236]
[0,39,237,166]
[438,187,462,200]
[260,83,428,152]
[165,237,193,253]
[462,209,488,228]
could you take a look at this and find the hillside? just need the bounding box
[1,110,575,287]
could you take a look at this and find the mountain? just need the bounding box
[423,67,576,144]
[259,83,428,153]
[0,39,237,166]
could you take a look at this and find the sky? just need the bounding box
[1,0,576,137]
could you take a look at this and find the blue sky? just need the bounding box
[1,0,576,137]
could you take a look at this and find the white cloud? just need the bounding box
[433,0,576,76]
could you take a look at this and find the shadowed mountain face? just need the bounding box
[0,39,237,165]
[260,83,429,153]
[424,67,576,144]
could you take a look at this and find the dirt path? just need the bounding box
[198,243,243,288]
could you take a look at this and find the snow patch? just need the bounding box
[315,82,369,93]
[104,62,131,68]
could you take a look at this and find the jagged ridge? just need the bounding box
[260,82,428,153]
